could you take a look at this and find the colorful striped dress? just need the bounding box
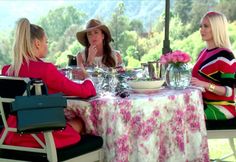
[192,48,236,120]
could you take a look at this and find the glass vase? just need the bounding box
[165,63,191,89]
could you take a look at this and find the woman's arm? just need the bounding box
[86,45,97,65]
[76,53,89,79]
[76,53,85,67]
[192,50,236,97]
[115,51,123,66]
[44,63,95,97]
[191,77,228,96]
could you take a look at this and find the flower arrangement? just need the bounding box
[160,50,192,89]
[160,50,191,65]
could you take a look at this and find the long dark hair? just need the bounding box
[84,31,116,67]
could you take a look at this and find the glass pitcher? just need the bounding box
[147,60,162,80]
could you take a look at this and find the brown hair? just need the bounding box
[84,31,116,67]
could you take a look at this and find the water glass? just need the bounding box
[71,66,84,81]
[62,67,72,79]
[109,73,118,94]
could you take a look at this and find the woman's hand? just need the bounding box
[191,77,210,89]
[71,68,87,80]
[87,45,97,65]
[191,77,209,92]
[191,77,206,88]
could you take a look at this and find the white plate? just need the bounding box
[128,80,165,89]
[132,87,164,93]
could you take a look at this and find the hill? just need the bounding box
[0,0,174,32]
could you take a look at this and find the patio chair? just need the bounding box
[0,75,104,162]
[206,89,236,161]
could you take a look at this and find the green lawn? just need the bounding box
[208,139,236,161]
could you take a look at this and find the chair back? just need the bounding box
[0,76,59,161]
[0,76,30,98]
[0,76,30,130]
[0,76,104,162]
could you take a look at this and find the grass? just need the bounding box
[208,139,236,161]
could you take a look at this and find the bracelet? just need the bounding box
[225,86,232,97]
[208,83,215,92]
[225,86,228,96]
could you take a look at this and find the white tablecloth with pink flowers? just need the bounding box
[65,87,209,162]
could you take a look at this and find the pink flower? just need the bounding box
[120,108,131,122]
[160,50,191,64]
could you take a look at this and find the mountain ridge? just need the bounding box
[0,0,174,31]
[74,0,172,31]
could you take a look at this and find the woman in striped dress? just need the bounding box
[191,11,236,120]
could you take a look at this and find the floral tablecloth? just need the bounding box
[65,87,209,162]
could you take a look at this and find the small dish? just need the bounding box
[127,79,165,89]
[132,87,164,93]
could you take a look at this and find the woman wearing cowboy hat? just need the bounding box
[76,19,123,70]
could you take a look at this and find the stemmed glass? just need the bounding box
[97,68,118,96]
[86,65,105,95]
[109,69,118,94]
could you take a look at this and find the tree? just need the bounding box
[228,22,236,52]
[109,2,130,51]
[153,11,174,33]
[129,19,144,35]
[63,24,81,49]
[38,6,86,42]
[118,31,138,57]
[169,15,191,40]
[0,31,13,67]
[215,0,236,22]
[174,0,193,24]
[38,6,86,63]
[189,0,217,33]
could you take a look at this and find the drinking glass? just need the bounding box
[63,67,72,79]
[86,66,106,94]
[109,70,118,94]
[71,66,84,81]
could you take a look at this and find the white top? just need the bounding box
[93,56,103,67]
[80,50,120,67]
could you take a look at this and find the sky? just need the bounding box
[0,0,166,32]
[0,0,79,30]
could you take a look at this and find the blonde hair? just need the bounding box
[202,11,231,49]
[8,18,45,76]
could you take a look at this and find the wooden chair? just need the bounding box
[0,75,104,162]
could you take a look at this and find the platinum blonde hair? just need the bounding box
[8,18,45,76]
[202,11,231,49]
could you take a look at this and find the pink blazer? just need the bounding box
[2,59,96,98]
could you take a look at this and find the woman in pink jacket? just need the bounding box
[1,18,96,148]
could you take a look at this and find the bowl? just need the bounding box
[127,79,165,89]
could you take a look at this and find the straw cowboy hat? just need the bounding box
[76,19,113,46]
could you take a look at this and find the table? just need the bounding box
[65,87,209,162]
